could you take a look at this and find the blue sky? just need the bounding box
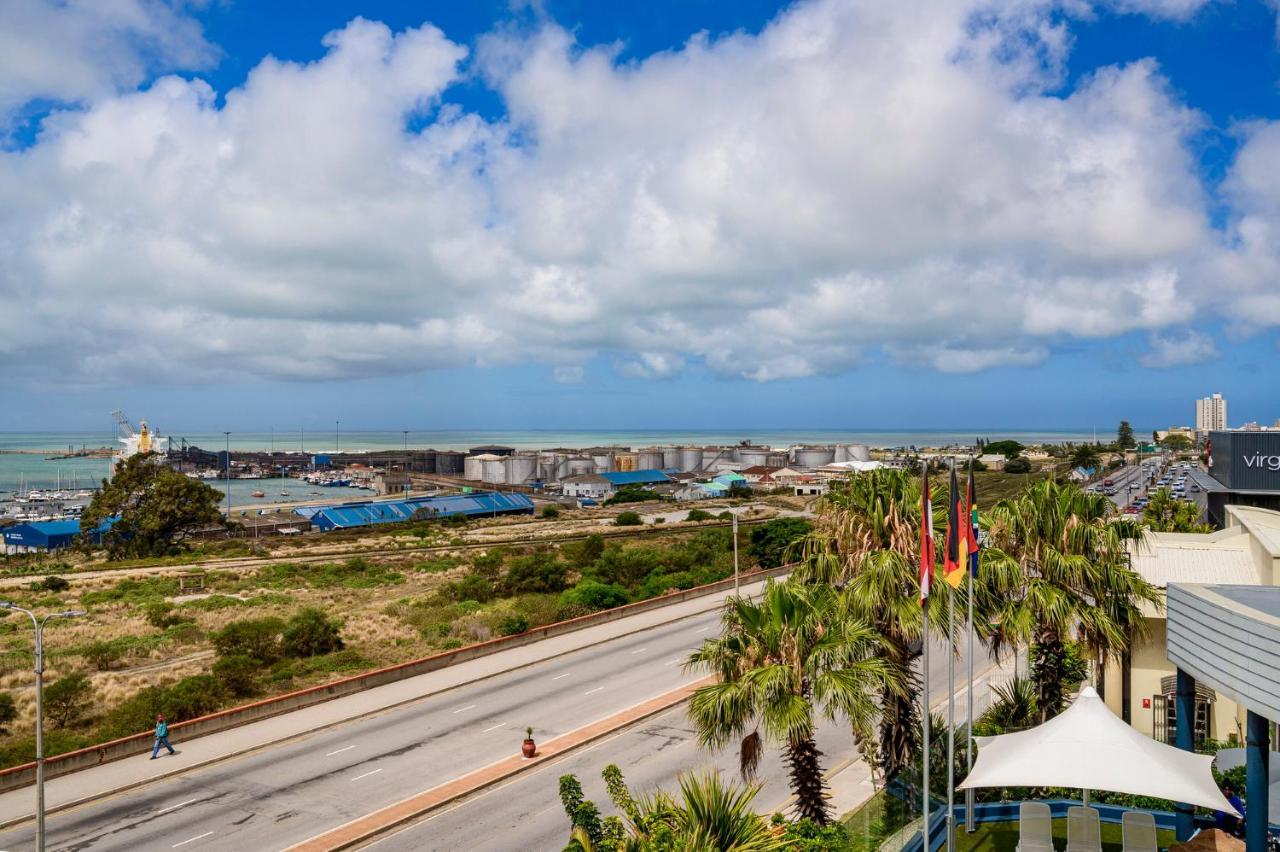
[1,0,1278,432]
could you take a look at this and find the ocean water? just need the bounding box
[0,428,1106,494]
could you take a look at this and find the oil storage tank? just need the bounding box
[504,454,537,485]
[589,450,614,472]
[793,445,836,468]
[678,446,704,472]
[436,451,465,476]
[567,457,594,476]
[637,448,665,470]
[482,457,507,484]
[848,444,871,462]
[463,455,486,481]
[766,452,789,467]
[737,447,770,468]
[662,447,681,469]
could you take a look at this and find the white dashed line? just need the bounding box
[664,659,682,666]
[352,768,383,781]
[157,797,199,815]
[483,722,507,733]
[695,627,710,633]
[172,831,214,848]
[584,687,605,695]
[552,673,571,680]
[326,745,355,757]
[452,704,477,714]
[629,648,648,655]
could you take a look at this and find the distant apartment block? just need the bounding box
[1196,392,1227,434]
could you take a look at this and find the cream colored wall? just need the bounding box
[1127,616,1244,743]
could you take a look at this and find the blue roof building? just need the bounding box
[599,470,671,487]
[306,491,534,532]
[2,518,115,553]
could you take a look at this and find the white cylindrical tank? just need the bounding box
[505,454,537,484]
[482,458,507,484]
[678,447,704,472]
[662,447,680,469]
[766,452,789,467]
[793,446,836,468]
[738,447,770,467]
[463,455,485,481]
[834,445,852,463]
[590,451,613,472]
[849,444,871,462]
[637,448,665,470]
[568,457,594,476]
[537,458,557,482]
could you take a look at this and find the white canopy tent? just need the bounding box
[959,686,1239,814]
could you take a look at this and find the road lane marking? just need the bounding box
[157,797,200,815]
[452,704,477,714]
[482,722,507,733]
[326,745,356,757]
[629,648,648,655]
[352,768,384,781]
[695,627,710,633]
[552,673,571,680]
[172,832,214,848]
[584,687,605,695]
[664,658,682,665]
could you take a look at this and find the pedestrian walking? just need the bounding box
[151,714,175,759]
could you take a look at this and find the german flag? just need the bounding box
[944,462,965,588]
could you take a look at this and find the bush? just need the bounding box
[144,601,195,629]
[498,614,529,636]
[613,511,642,526]
[652,517,665,524]
[1004,456,1032,474]
[212,617,285,663]
[453,573,495,604]
[685,509,713,522]
[559,581,630,613]
[211,654,261,698]
[0,692,16,734]
[540,505,560,519]
[561,534,605,570]
[38,576,70,593]
[281,608,345,658]
[747,517,813,569]
[718,511,733,520]
[45,672,93,727]
[503,552,568,594]
[604,487,665,506]
[82,640,125,671]
[164,674,227,720]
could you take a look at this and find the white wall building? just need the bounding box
[1196,393,1227,434]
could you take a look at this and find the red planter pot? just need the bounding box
[522,739,537,758]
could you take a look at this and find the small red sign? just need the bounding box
[1142,698,1151,709]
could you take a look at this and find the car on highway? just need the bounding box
[1103,478,1115,486]
[1191,484,1201,492]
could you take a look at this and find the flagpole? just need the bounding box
[947,460,956,852]
[922,603,931,852]
[965,459,976,833]
[920,463,933,852]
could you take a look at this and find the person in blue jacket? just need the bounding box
[151,715,176,759]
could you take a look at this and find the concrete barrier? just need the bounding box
[0,564,790,793]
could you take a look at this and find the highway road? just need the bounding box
[366,634,995,852]
[0,605,989,851]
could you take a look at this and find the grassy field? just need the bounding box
[952,817,1176,852]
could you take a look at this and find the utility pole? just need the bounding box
[223,432,231,517]
[335,420,340,453]
[732,512,740,594]
[403,430,410,499]
[1,603,86,852]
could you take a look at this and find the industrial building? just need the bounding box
[299,492,534,532]
[560,470,672,500]
[1,519,115,554]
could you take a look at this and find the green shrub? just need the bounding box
[613,511,642,526]
[561,535,605,570]
[453,573,495,604]
[559,581,630,612]
[282,608,345,658]
[213,617,285,663]
[144,601,196,628]
[1004,456,1032,474]
[685,509,713,522]
[652,516,665,524]
[45,672,93,727]
[502,552,568,594]
[604,487,664,506]
[0,729,93,771]
[471,549,508,581]
[414,557,461,574]
[81,640,125,671]
[498,614,529,635]
[0,692,15,735]
[540,505,561,519]
[747,517,813,569]
[718,511,733,520]
[38,576,70,593]
[164,674,227,720]
[212,654,262,698]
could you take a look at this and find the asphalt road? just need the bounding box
[0,606,988,852]
[367,633,992,851]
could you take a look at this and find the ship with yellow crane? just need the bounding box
[110,410,171,475]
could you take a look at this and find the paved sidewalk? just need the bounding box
[0,577,770,828]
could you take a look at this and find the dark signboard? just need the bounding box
[1210,431,1280,491]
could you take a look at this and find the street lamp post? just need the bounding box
[732,512,740,594]
[335,420,339,454]
[223,432,231,518]
[1,603,86,852]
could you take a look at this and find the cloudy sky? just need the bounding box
[1,0,1278,432]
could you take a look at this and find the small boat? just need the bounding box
[251,490,266,498]
[279,490,291,497]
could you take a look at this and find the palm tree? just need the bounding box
[793,468,954,783]
[981,479,1160,720]
[685,580,893,825]
[1142,488,1211,533]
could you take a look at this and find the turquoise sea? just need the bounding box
[0,428,1109,494]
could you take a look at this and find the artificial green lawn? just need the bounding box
[951,817,1177,852]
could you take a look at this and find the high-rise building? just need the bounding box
[1195,393,1227,434]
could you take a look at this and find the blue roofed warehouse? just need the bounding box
[305,491,535,532]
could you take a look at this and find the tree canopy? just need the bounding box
[1117,421,1136,449]
[983,440,1025,459]
[82,453,227,558]
[1142,488,1211,533]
